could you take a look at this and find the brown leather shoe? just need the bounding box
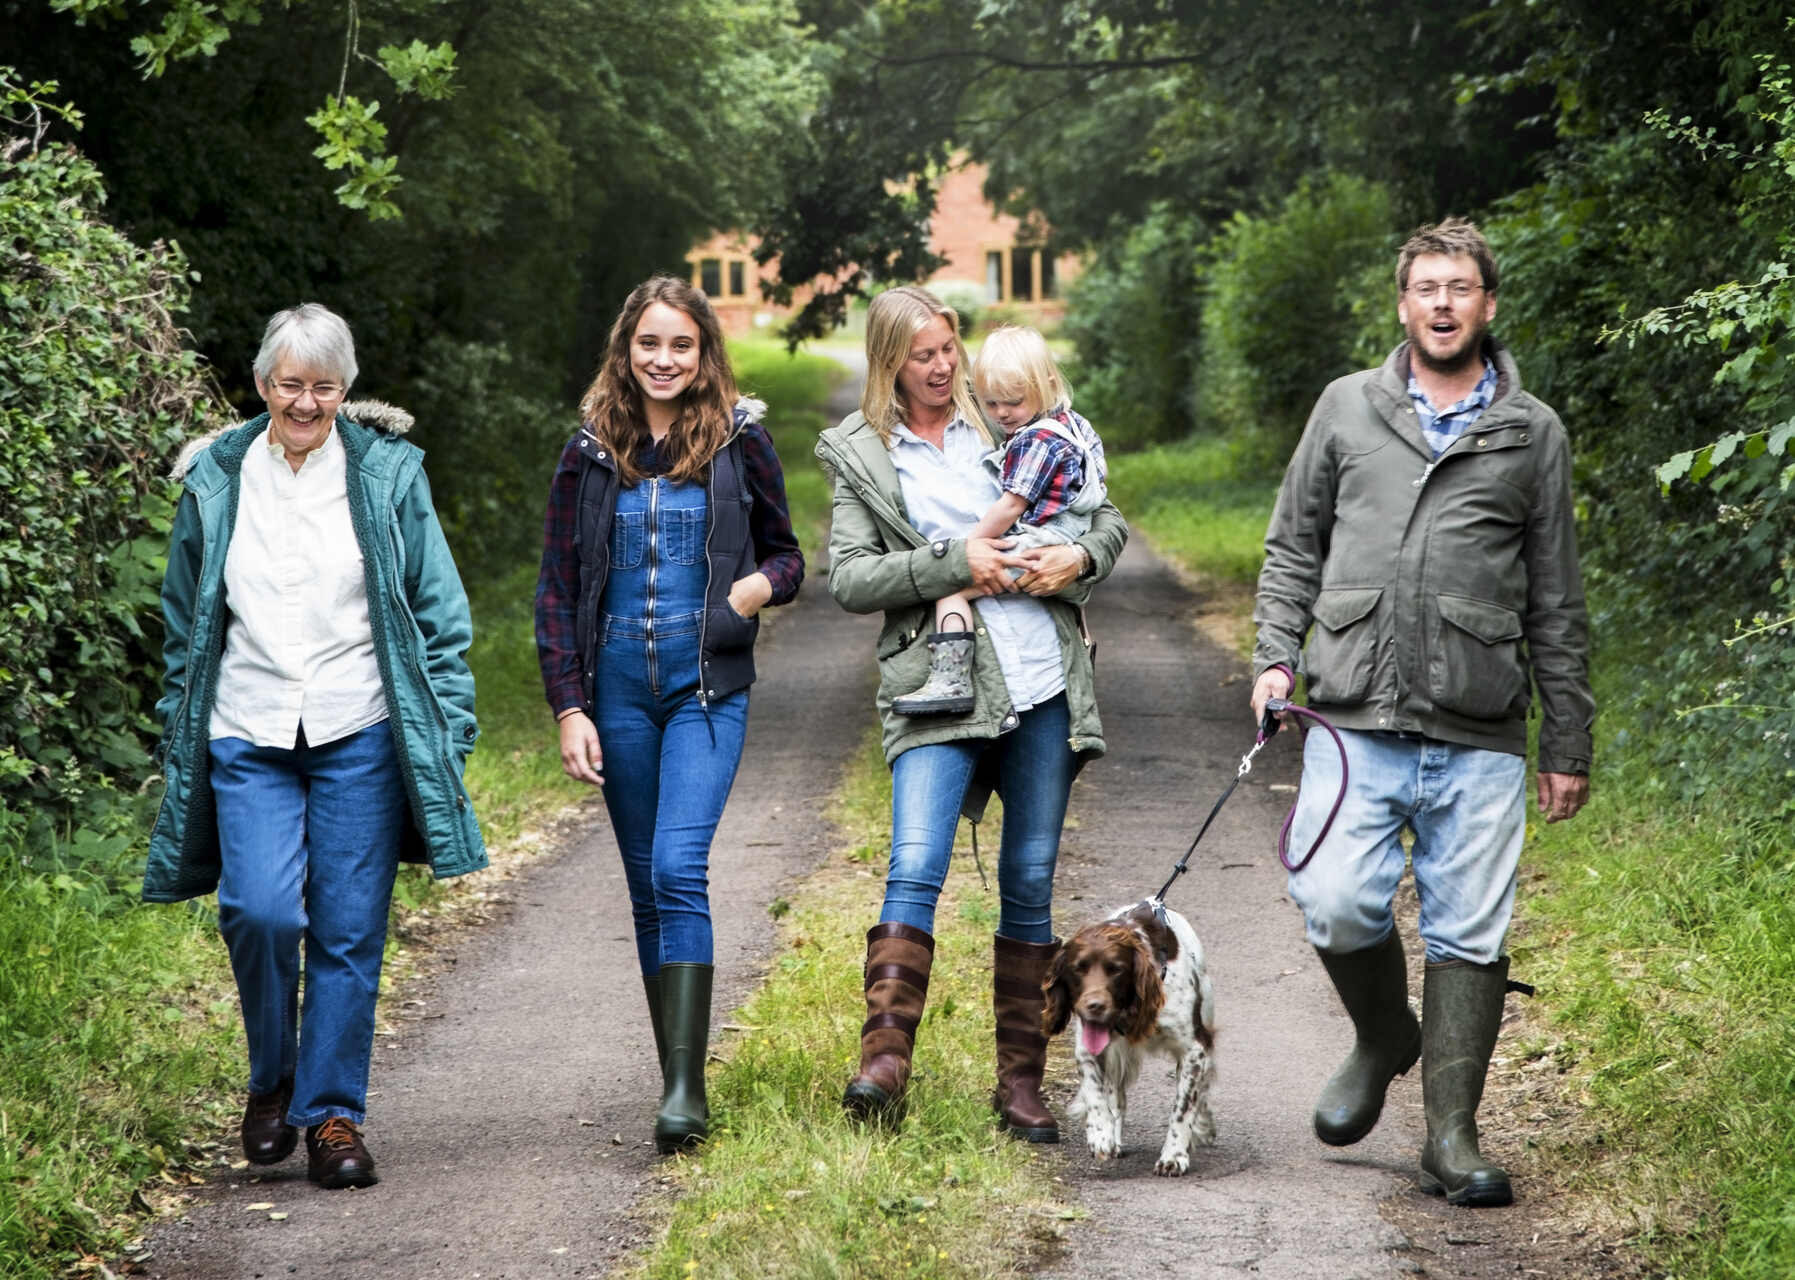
[305,1117,378,1189]
[242,1078,297,1166]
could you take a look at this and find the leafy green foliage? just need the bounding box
[1058,206,1206,449]
[0,72,222,849]
[1198,172,1393,449]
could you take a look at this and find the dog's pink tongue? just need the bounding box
[1079,1020,1111,1057]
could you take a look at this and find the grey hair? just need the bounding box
[252,302,359,389]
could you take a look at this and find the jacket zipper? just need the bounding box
[698,460,716,708]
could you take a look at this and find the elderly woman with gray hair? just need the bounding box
[145,303,485,1189]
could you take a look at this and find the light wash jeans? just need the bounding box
[1285,727,1525,964]
[880,693,1074,943]
[209,722,405,1126]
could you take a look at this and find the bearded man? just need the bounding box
[1250,217,1595,1206]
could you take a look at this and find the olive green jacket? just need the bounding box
[815,412,1128,814]
[1252,339,1594,774]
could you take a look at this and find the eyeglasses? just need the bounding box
[1406,280,1485,302]
[271,379,346,401]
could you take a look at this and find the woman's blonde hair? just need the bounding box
[579,275,737,485]
[859,286,988,444]
[973,324,1071,418]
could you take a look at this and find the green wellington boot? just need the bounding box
[1313,930,1422,1146]
[1418,957,1514,1207]
[653,963,713,1154]
[642,974,668,1070]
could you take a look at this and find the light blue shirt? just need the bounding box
[888,417,1065,711]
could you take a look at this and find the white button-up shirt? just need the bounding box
[888,417,1065,710]
[210,426,388,747]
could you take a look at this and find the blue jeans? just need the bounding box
[1285,727,1525,965]
[595,612,749,974]
[881,693,1074,943]
[209,723,405,1126]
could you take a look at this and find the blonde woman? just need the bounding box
[814,287,1127,1141]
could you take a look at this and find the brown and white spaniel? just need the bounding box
[1043,899,1216,1175]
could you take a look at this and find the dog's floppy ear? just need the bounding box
[1118,932,1165,1041]
[1042,941,1074,1036]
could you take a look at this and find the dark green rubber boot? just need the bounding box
[653,963,713,1154]
[1313,930,1422,1146]
[1418,957,1514,1207]
[642,974,668,1071]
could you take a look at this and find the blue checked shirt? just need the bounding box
[1408,357,1497,458]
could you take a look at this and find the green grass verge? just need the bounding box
[1115,436,1794,1278]
[0,820,238,1278]
[1507,684,1795,1278]
[638,734,1076,1279]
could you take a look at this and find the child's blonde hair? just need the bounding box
[973,325,1072,417]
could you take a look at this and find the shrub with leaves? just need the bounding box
[1060,205,1206,450]
[0,70,221,855]
[1198,171,1393,451]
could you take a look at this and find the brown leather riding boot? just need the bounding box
[992,934,1061,1143]
[842,922,934,1123]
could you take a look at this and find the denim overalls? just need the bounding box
[593,473,749,974]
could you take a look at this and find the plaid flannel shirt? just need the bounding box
[534,420,803,714]
[998,407,1105,524]
[1409,357,1497,458]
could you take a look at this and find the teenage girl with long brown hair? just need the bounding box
[534,275,803,1151]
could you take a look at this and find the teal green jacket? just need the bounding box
[143,404,487,903]
[815,411,1128,818]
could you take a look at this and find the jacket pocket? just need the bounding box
[874,611,931,703]
[705,602,759,654]
[1430,593,1528,720]
[1304,586,1382,706]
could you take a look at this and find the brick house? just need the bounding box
[686,159,1080,336]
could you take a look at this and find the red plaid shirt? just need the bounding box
[998,407,1105,525]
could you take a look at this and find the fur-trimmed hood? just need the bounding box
[170,400,415,481]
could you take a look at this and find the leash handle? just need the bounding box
[1272,701,1350,873]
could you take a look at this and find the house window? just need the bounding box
[1040,253,1057,299]
[729,260,747,297]
[1010,248,1036,302]
[698,258,723,296]
[985,251,1003,302]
